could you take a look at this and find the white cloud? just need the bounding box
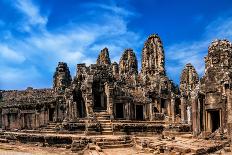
[14,0,47,32]
[0,44,25,63]
[0,0,143,90]
[166,15,232,84]
[86,3,136,17]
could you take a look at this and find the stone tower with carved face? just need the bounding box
[141,34,165,76]
[53,62,72,92]
[119,48,138,75]
[96,48,111,65]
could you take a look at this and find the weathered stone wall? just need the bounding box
[190,39,232,136]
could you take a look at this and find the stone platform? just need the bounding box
[0,130,230,155]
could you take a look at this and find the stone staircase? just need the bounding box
[0,134,9,143]
[40,122,61,133]
[95,136,133,149]
[95,110,113,135]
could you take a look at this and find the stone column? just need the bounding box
[180,96,187,123]
[171,96,175,123]
[2,112,7,130]
[85,75,94,118]
[225,84,232,140]
[150,102,153,121]
[73,102,78,119]
[187,106,192,125]
[191,91,200,136]
[105,83,114,119]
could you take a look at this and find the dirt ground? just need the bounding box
[0,143,76,155]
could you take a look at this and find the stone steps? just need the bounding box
[97,140,132,146]
[100,143,133,149]
[95,137,133,149]
[0,138,9,143]
[39,123,62,133]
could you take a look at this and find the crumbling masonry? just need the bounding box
[0,35,232,140]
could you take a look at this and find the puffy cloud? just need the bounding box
[166,15,232,84]
[0,0,143,90]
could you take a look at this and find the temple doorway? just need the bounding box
[210,110,220,132]
[115,103,124,119]
[74,90,86,118]
[93,82,107,111]
[49,108,55,122]
[207,110,220,132]
[161,98,166,114]
[136,105,144,120]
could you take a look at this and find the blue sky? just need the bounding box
[0,0,232,90]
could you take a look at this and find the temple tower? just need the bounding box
[119,48,138,75]
[96,47,111,65]
[180,63,199,124]
[203,39,232,136]
[141,34,165,76]
[53,62,72,92]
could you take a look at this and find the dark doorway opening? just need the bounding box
[115,103,124,119]
[74,90,86,118]
[78,100,86,118]
[136,105,143,120]
[49,108,55,122]
[94,93,101,108]
[210,110,220,132]
[175,98,181,116]
[161,99,165,109]
[93,82,107,111]
[153,107,159,113]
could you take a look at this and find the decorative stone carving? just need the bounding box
[119,48,138,75]
[180,63,199,97]
[53,62,72,92]
[96,48,111,65]
[141,34,165,76]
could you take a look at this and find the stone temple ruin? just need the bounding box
[0,34,232,154]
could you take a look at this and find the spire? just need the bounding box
[141,34,165,76]
[96,47,111,65]
[119,48,138,75]
[53,62,72,92]
[180,63,199,96]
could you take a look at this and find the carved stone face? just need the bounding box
[212,56,219,64]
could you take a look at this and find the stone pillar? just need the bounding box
[85,75,94,118]
[45,110,48,125]
[187,106,192,125]
[2,113,7,130]
[128,102,131,120]
[150,102,153,121]
[225,85,232,140]
[105,83,114,119]
[180,96,187,123]
[73,102,78,119]
[171,96,175,123]
[191,91,200,136]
